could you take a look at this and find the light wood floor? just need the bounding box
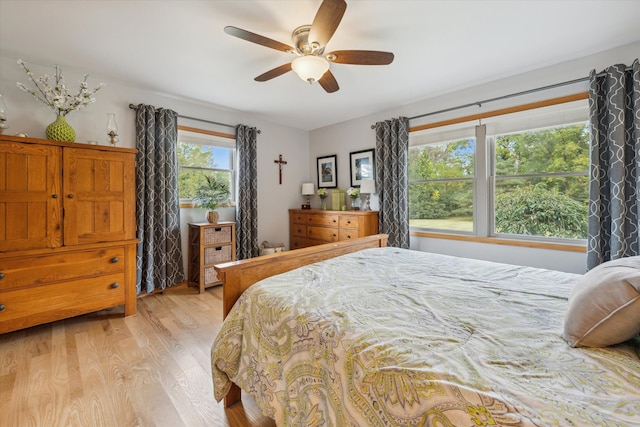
[0,285,276,427]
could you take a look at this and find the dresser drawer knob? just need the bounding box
[52,194,59,199]
[346,220,351,224]
[67,194,75,199]
[0,304,5,311]
[110,282,119,289]
[214,227,222,231]
[0,272,4,279]
[215,247,222,251]
[111,257,119,263]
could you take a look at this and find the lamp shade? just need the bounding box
[302,183,315,195]
[291,55,330,82]
[360,180,376,194]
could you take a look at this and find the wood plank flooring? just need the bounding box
[0,285,276,427]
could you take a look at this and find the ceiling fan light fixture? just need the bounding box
[291,55,330,83]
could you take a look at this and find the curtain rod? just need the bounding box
[128,104,261,134]
[370,76,590,129]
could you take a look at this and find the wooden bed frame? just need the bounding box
[213,233,389,407]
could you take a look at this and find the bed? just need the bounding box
[211,235,640,426]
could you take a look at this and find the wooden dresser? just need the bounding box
[289,209,379,250]
[0,135,138,334]
[188,222,236,293]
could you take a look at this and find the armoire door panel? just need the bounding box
[63,148,135,245]
[0,142,62,251]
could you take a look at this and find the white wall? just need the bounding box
[0,55,310,277]
[309,42,640,274]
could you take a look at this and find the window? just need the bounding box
[409,99,589,241]
[493,123,589,239]
[409,131,475,232]
[177,129,236,202]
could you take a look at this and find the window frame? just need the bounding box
[177,128,237,205]
[408,95,589,244]
[408,133,477,235]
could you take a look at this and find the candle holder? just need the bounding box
[0,94,8,134]
[107,113,119,146]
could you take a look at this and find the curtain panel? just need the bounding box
[587,60,640,270]
[134,104,184,293]
[236,124,259,260]
[374,117,410,248]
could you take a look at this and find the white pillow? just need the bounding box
[564,256,640,347]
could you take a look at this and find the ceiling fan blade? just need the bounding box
[318,70,339,93]
[308,0,347,48]
[224,26,294,53]
[326,50,394,65]
[255,63,293,82]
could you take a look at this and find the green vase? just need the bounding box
[46,115,76,142]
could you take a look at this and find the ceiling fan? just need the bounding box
[224,0,394,93]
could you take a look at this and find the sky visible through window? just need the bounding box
[208,146,230,169]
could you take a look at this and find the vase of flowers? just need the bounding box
[317,188,328,210]
[16,59,104,142]
[347,187,360,210]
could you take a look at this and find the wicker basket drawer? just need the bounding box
[203,266,221,285]
[203,226,232,245]
[204,245,233,265]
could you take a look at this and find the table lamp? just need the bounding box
[301,183,314,209]
[360,180,376,211]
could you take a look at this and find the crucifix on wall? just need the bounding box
[274,154,287,185]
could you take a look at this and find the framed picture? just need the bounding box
[350,149,375,187]
[317,154,338,188]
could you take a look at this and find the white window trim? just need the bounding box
[177,128,237,203]
[409,98,589,244]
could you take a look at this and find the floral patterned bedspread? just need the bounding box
[211,247,640,426]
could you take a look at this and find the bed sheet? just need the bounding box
[211,247,640,426]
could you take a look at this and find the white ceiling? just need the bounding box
[1,1,639,131]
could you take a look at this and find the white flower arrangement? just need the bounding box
[317,188,328,199]
[347,187,360,200]
[16,59,104,117]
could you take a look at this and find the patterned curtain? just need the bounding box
[587,60,640,270]
[236,124,259,259]
[134,104,184,293]
[374,117,410,248]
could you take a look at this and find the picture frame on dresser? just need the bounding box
[350,149,375,187]
[317,154,338,189]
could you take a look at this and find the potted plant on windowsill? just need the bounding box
[193,175,230,224]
